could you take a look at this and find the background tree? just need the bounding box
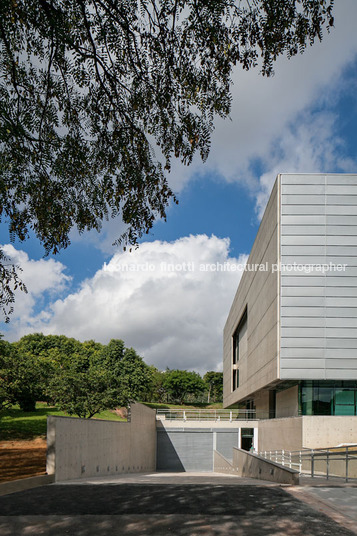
[4,340,54,412]
[0,333,152,417]
[49,338,151,417]
[49,345,112,419]
[0,0,334,320]
[5,333,82,410]
[13,333,82,362]
[141,366,169,404]
[203,371,223,403]
[98,339,152,408]
[163,369,205,404]
[0,333,78,412]
[0,336,15,412]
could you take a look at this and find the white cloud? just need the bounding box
[165,1,357,193]
[6,236,248,374]
[255,110,357,218]
[1,244,71,329]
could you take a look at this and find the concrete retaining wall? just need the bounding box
[258,417,303,452]
[213,450,237,475]
[232,448,299,485]
[214,448,299,484]
[257,416,357,452]
[47,403,156,482]
[302,416,357,448]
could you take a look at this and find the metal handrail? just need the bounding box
[259,445,357,482]
[156,408,263,422]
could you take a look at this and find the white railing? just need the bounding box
[156,408,263,422]
[259,445,357,482]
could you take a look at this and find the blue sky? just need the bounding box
[1,2,357,374]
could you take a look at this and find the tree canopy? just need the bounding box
[203,371,223,403]
[0,0,334,320]
[0,333,152,417]
[162,368,205,404]
[0,332,222,415]
[0,336,15,411]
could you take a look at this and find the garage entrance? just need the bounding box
[156,428,241,472]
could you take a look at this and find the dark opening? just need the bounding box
[269,390,276,419]
[241,428,254,451]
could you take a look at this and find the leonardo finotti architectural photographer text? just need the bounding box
[114,261,347,273]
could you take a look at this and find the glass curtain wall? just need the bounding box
[299,381,357,416]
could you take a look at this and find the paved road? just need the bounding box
[0,473,356,536]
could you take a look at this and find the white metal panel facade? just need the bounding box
[279,174,357,380]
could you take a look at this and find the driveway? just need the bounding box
[0,473,355,536]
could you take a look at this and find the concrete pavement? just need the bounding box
[0,473,356,536]
[288,478,357,535]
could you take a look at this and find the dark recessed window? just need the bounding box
[232,308,247,392]
[232,308,247,365]
[232,369,239,391]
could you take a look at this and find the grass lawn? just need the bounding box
[0,403,125,441]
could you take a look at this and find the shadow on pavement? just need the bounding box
[0,484,355,535]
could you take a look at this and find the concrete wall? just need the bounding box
[254,390,270,418]
[232,448,299,484]
[223,179,279,407]
[213,448,299,484]
[280,173,357,380]
[276,386,298,417]
[258,417,303,452]
[213,450,236,475]
[257,415,357,451]
[302,416,357,448]
[47,403,156,482]
[157,419,256,429]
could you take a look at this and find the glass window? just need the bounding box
[299,381,357,416]
[334,389,355,416]
[335,405,355,416]
[335,390,354,405]
[241,428,254,437]
[315,387,333,415]
[300,381,313,415]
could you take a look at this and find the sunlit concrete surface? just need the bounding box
[55,471,284,486]
[288,482,357,535]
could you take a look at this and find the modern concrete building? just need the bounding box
[223,173,357,450]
